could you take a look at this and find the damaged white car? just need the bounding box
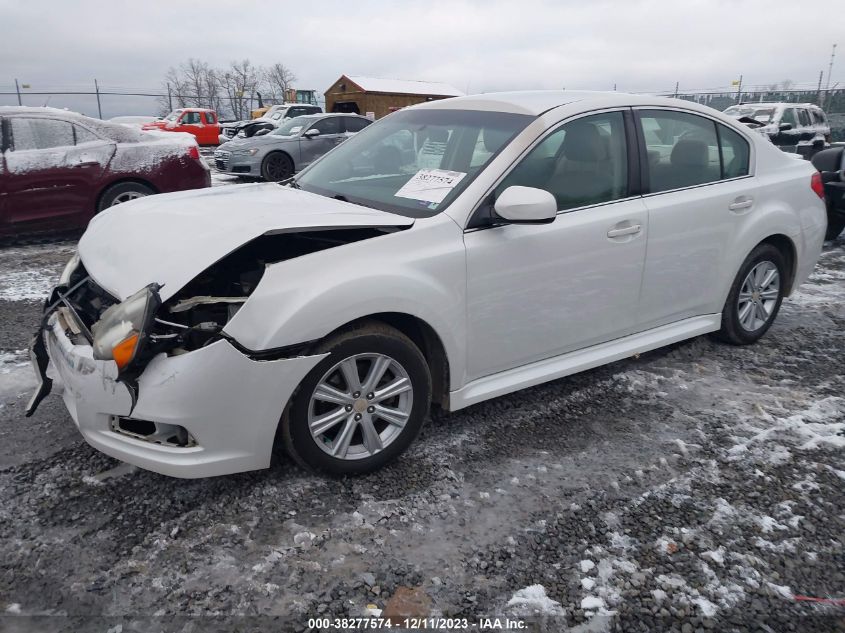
[27,91,827,477]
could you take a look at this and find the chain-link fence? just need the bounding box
[2,82,843,137]
[0,81,324,121]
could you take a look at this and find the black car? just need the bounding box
[811,145,845,240]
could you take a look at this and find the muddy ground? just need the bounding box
[0,224,843,633]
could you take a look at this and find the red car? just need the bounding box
[142,108,220,146]
[0,107,210,239]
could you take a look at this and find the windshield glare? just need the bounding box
[295,109,533,217]
[165,111,182,122]
[273,116,313,136]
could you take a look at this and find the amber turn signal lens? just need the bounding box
[112,334,139,370]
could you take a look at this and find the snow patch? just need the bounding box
[505,584,566,616]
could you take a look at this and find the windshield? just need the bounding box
[723,106,775,124]
[165,110,182,122]
[295,109,533,218]
[273,115,314,136]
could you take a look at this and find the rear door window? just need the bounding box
[637,110,720,193]
[11,118,75,151]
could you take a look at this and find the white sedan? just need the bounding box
[27,91,827,477]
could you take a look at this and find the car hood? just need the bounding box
[78,183,414,302]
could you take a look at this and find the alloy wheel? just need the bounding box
[112,191,147,205]
[737,260,780,332]
[307,353,413,460]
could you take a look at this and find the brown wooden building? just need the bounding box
[324,75,464,119]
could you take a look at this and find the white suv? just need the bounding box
[29,91,827,477]
[724,102,831,152]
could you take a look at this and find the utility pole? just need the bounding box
[735,74,743,104]
[15,78,22,105]
[673,81,679,98]
[94,78,103,119]
[167,82,173,111]
[817,70,824,105]
[823,43,837,110]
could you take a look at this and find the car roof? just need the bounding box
[729,102,822,109]
[414,90,730,117]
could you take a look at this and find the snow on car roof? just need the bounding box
[345,75,464,97]
[0,105,144,142]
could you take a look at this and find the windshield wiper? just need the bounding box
[332,194,349,202]
[279,176,300,189]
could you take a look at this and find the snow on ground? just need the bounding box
[0,223,842,630]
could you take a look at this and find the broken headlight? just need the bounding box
[92,284,161,373]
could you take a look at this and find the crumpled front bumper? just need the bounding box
[37,313,325,478]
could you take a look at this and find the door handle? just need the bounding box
[607,224,642,238]
[728,197,754,211]
[71,160,99,168]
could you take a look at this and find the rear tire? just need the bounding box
[280,322,431,475]
[261,152,294,182]
[714,243,786,345]
[98,182,155,212]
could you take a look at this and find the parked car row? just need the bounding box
[214,113,372,181]
[0,107,210,239]
[218,103,323,143]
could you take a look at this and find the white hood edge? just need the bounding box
[79,182,414,302]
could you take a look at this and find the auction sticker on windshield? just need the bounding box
[394,169,466,204]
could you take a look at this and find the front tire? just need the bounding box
[280,322,432,475]
[261,152,294,182]
[715,243,786,345]
[98,182,154,212]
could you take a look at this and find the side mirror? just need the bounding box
[254,128,271,137]
[304,128,321,138]
[779,122,793,131]
[812,138,825,149]
[493,186,557,224]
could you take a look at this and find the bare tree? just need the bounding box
[218,59,261,120]
[264,63,297,103]
[159,58,297,119]
[159,58,223,115]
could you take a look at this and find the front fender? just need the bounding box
[224,216,468,389]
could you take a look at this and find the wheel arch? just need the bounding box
[96,177,159,212]
[312,312,451,411]
[261,150,295,179]
[757,233,797,295]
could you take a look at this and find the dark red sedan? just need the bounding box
[0,107,211,239]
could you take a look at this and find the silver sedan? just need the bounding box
[213,113,372,181]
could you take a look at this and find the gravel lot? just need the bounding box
[0,194,843,632]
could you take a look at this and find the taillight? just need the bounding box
[811,172,825,199]
[187,145,200,160]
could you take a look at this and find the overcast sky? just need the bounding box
[0,0,841,118]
